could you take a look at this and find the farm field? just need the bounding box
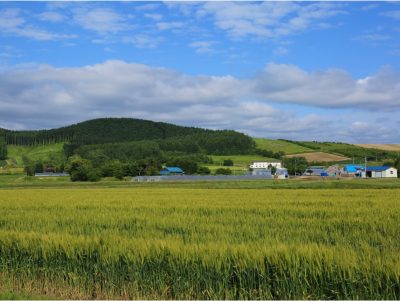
[0,188,399,299]
[285,151,350,162]
[356,144,400,152]
[210,154,279,166]
[6,143,64,167]
[253,138,313,154]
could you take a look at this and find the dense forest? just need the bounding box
[2,118,398,180]
[0,136,7,160]
[1,118,262,180]
[0,118,223,146]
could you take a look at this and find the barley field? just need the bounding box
[0,188,399,299]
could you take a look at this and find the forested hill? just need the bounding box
[0,118,222,145]
[0,118,256,156]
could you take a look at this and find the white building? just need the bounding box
[250,161,282,169]
[275,168,288,179]
[363,166,398,178]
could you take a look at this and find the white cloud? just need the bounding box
[341,121,396,143]
[185,2,345,39]
[381,10,400,20]
[134,3,160,12]
[122,35,162,48]
[0,8,75,41]
[156,21,184,31]
[253,63,400,110]
[273,46,289,56]
[189,41,215,54]
[73,8,132,34]
[36,11,65,23]
[144,13,163,21]
[0,60,399,142]
[356,33,391,42]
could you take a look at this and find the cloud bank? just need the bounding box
[1,60,399,142]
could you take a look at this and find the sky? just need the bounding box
[0,1,400,143]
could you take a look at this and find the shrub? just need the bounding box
[215,168,232,175]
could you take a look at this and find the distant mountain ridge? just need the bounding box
[0,118,227,145]
[0,118,257,157]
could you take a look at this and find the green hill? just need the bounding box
[254,138,313,154]
[1,119,398,172]
[6,143,64,167]
[280,140,398,161]
[0,118,257,170]
[0,118,216,145]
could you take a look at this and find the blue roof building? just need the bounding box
[366,166,391,172]
[365,166,397,178]
[160,167,184,175]
[344,165,364,173]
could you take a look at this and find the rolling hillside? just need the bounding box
[1,119,399,170]
[356,144,400,152]
[285,152,349,162]
[254,138,313,154]
[0,118,216,145]
[6,143,64,167]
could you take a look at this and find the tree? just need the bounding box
[198,166,211,175]
[215,168,232,175]
[124,162,145,177]
[0,137,7,160]
[283,157,308,175]
[394,158,400,178]
[166,158,198,175]
[34,162,44,173]
[223,159,234,166]
[65,156,101,182]
[24,164,35,176]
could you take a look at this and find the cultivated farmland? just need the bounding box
[285,151,349,162]
[356,144,400,152]
[0,188,399,299]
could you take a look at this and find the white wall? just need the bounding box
[250,162,282,169]
[368,168,398,178]
[383,168,398,178]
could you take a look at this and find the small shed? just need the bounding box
[275,167,288,179]
[160,167,184,176]
[303,166,327,176]
[364,166,397,178]
[251,169,272,177]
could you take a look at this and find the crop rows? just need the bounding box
[0,188,399,299]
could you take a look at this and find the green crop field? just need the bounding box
[6,143,64,167]
[0,188,399,299]
[254,138,313,154]
[210,154,278,166]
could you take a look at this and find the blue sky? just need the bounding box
[0,1,400,142]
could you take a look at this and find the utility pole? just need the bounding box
[294,158,297,177]
[364,156,367,178]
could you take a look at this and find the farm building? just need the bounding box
[250,161,281,169]
[159,167,184,175]
[343,165,364,177]
[303,166,328,176]
[363,166,397,178]
[275,168,288,179]
[34,172,69,177]
[327,165,340,176]
[251,169,272,177]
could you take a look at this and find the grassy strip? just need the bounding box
[0,174,400,189]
